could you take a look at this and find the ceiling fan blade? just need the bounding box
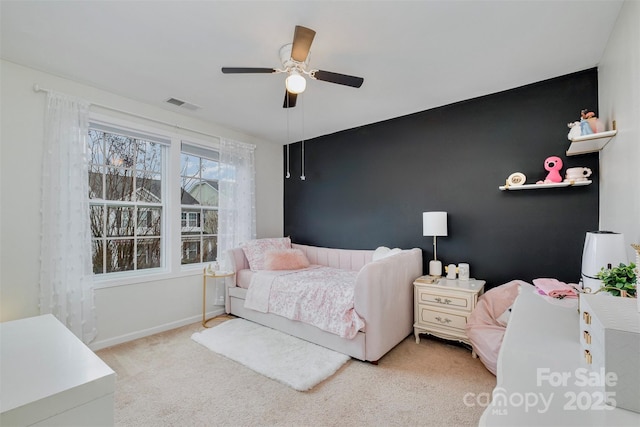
[291,26,316,62]
[283,90,297,108]
[313,70,364,88]
[221,67,276,74]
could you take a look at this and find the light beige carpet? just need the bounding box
[97,317,496,426]
[191,318,351,391]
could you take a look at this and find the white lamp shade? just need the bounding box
[423,212,448,236]
[285,72,306,94]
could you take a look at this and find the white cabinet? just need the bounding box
[579,294,639,413]
[413,277,485,356]
[0,315,115,426]
[480,287,640,426]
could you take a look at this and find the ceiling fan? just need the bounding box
[221,25,364,108]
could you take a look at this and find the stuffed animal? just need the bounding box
[569,110,605,140]
[580,109,605,134]
[536,156,563,184]
[567,121,582,140]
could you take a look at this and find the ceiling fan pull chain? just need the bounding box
[286,100,291,178]
[300,96,305,181]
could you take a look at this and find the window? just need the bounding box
[180,143,219,265]
[88,123,168,275]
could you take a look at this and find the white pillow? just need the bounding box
[241,237,292,270]
[372,246,402,261]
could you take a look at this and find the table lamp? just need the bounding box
[423,211,448,276]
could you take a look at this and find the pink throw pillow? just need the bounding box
[242,237,291,271]
[263,249,310,271]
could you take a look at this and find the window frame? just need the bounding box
[180,141,220,267]
[89,113,221,289]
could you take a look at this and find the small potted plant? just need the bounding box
[596,262,637,297]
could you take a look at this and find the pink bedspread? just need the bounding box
[244,266,365,339]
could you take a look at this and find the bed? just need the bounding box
[224,238,423,362]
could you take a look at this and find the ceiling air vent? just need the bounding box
[165,97,200,111]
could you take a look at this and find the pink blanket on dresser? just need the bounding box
[244,265,365,339]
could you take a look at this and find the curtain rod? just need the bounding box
[33,84,222,141]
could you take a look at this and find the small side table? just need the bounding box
[202,269,235,328]
[413,276,485,357]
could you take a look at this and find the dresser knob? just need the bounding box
[584,349,592,365]
[582,311,591,325]
[583,331,591,344]
[435,316,452,324]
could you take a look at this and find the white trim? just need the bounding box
[88,307,224,351]
[93,268,200,289]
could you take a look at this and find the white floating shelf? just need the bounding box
[566,130,617,156]
[499,180,592,191]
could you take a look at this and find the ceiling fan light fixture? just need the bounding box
[285,71,306,94]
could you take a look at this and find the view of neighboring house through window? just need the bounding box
[180,143,219,265]
[88,123,167,274]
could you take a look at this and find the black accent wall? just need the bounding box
[284,69,599,288]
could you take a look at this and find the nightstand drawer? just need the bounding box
[418,306,468,331]
[416,288,472,311]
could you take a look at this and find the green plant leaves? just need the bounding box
[596,262,637,297]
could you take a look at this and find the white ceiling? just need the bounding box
[1,0,624,145]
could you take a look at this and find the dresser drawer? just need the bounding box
[416,287,473,311]
[418,305,468,331]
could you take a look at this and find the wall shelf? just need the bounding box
[499,180,592,191]
[566,130,617,156]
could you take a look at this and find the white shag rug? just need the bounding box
[191,318,350,391]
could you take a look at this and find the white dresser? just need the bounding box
[480,286,640,426]
[579,293,639,413]
[0,315,115,426]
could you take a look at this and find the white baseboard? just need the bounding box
[89,307,225,351]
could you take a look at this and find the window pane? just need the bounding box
[180,154,201,178]
[89,166,103,199]
[105,168,133,201]
[136,172,161,202]
[88,130,104,165]
[136,141,162,173]
[180,181,198,205]
[186,183,202,205]
[198,180,218,207]
[201,158,218,180]
[181,237,200,265]
[105,134,137,168]
[202,236,217,263]
[137,238,161,270]
[89,124,166,276]
[92,240,104,274]
[203,210,218,234]
[106,239,135,273]
[181,208,201,234]
[107,206,135,237]
[90,205,104,238]
[138,207,161,236]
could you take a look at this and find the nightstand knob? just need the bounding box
[435,316,452,324]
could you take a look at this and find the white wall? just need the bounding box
[0,60,283,348]
[598,0,640,262]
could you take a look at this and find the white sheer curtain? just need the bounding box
[217,138,257,262]
[39,91,97,344]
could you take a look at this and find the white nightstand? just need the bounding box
[413,276,485,357]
